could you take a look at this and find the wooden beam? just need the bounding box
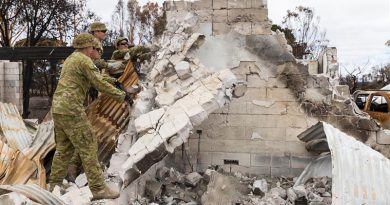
[0,46,116,61]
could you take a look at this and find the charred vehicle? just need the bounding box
[353,90,390,128]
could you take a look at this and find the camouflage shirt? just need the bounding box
[111,46,151,62]
[52,51,125,116]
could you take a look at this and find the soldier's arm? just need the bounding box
[93,59,109,71]
[83,62,125,102]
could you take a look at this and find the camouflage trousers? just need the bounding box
[50,113,104,192]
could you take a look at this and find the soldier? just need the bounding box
[49,33,132,200]
[88,22,109,72]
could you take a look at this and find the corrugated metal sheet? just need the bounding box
[0,107,55,187]
[24,118,56,187]
[297,122,329,152]
[0,103,33,152]
[323,122,390,204]
[87,61,138,164]
[0,184,66,205]
[0,139,37,185]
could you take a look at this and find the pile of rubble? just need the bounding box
[121,166,333,205]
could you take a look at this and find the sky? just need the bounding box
[86,0,390,74]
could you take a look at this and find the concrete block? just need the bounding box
[199,113,227,128]
[247,74,267,88]
[0,62,4,75]
[213,0,228,9]
[266,88,296,102]
[213,22,230,35]
[177,99,208,126]
[242,87,267,101]
[271,167,290,177]
[228,0,251,8]
[252,0,267,8]
[246,101,287,115]
[285,127,306,142]
[277,115,308,128]
[228,8,268,23]
[251,153,271,167]
[75,173,88,187]
[212,139,262,153]
[265,141,286,154]
[192,0,213,10]
[212,152,251,166]
[291,156,314,169]
[188,138,214,153]
[4,74,20,81]
[228,100,247,114]
[244,114,278,127]
[175,61,191,80]
[135,108,165,133]
[196,9,213,22]
[271,155,291,168]
[246,127,285,141]
[290,168,305,177]
[227,114,249,126]
[232,61,253,74]
[248,166,271,176]
[212,9,228,23]
[286,141,312,155]
[168,1,191,11]
[232,22,252,35]
[169,53,185,65]
[205,126,246,140]
[216,68,237,87]
[252,21,272,35]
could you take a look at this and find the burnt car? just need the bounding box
[353,90,390,128]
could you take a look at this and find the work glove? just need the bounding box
[114,80,125,91]
[107,61,125,70]
[124,92,134,106]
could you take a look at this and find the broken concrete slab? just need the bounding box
[175,61,191,80]
[252,179,268,196]
[145,180,163,200]
[134,108,165,134]
[75,173,87,188]
[185,172,203,187]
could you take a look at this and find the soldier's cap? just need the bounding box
[89,22,107,32]
[72,33,96,49]
[116,37,129,47]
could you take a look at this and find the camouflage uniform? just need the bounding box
[50,36,126,193]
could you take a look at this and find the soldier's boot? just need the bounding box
[67,164,78,183]
[92,182,120,200]
[48,183,69,194]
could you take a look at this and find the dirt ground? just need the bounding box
[29,96,51,122]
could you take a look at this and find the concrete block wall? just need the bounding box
[172,61,318,177]
[0,60,23,111]
[165,0,272,36]
[164,0,316,177]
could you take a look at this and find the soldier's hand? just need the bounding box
[114,80,125,91]
[124,93,134,106]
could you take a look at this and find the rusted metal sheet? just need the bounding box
[24,117,56,187]
[0,106,55,188]
[0,103,33,152]
[0,139,37,185]
[0,184,66,205]
[87,61,139,164]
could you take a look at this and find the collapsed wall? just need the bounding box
[160,0,381,177]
